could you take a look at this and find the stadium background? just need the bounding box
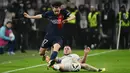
[0,0,130,50]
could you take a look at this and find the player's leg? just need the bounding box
[39,47,47,61]
[48,37,63,66]
[52,63,74,72]
[52,64,64,71]
[81,63,98,72]
[48,43,61,66]
[52,57,81,72]
[81,63,105,72]
[39,38,50,61]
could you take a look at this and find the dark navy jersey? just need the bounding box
[42,9,70,36]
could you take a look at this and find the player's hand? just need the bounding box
[45,56,50,63]
[24,12,30,18]
[62,19,68,24]
[84,47,90,54]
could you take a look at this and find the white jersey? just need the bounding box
[69,54,80,61]
[56,54,81,72]
[57,54,80,63]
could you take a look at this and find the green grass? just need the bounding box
[0,49,130,73]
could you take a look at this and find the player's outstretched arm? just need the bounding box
[24,12,42,19]
[80,47,90,63]
[62,14,75,23]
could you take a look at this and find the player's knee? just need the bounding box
[39,52,43,56]
[53,43,61,51]
[54,43,61,48]
[39,47,46,56]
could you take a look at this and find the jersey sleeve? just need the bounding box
[62,9,71,18]
[72,54,80,61]
[0,27,10,41]
[42,11,50,18]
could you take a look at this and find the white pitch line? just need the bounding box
[2,50,115,73]
[88,50,115,57]
[1,61,12,65]
[2,64,47,73]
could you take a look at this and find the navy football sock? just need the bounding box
[50,51,58,60]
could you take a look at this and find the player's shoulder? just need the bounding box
[60,9,67,12]
[44,10,53,14]
[43,10,54,16]
[60,9,70,14]
[70,54,79,57]
[70,54,80,60]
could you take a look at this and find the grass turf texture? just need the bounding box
[0,49,130,73]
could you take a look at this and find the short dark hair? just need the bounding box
[6,21,12,24]
[52,1,62,7]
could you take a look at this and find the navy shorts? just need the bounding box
[41,36,63,48]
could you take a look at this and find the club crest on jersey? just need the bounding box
[58,15,64,19]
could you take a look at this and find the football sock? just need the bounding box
[50,51,58,60]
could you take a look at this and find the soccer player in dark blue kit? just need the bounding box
[24,1,75,67]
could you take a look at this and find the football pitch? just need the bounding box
[0,49,130,73]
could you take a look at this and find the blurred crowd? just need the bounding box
[0,0,130,54]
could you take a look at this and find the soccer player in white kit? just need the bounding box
[46,46,105,72]
[46,46,81,72]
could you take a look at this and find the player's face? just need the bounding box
[52,6,61,15]
[64,46,72,55]
[6,23,12,28]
